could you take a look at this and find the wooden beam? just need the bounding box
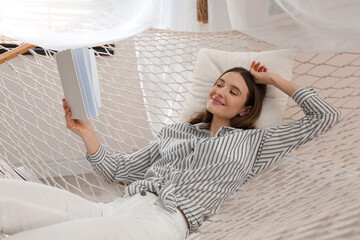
[0,43,37,64]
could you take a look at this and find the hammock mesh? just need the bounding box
[0,29,359,239]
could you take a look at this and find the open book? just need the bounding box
[55,47,101,120]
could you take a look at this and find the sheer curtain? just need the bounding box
[0,0,231,51]
[226,0,360,52]
[2,0,358,51]
[0,0,157,50]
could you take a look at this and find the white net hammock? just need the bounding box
[0,29,359,239]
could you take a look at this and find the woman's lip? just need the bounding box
[212,98,224,106]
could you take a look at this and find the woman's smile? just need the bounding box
[212,97,225,106]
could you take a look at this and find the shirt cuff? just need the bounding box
[86,143,106,165]
[291,87,317,106]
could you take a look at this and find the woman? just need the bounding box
[0,61,341,240]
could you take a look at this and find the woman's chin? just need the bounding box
[207,104,223,113]
[207,108,221,118]
[206,106,214,114]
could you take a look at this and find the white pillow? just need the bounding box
[179,48,297,129]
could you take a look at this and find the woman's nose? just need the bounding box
[216,87,226,98]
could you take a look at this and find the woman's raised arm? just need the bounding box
[246,61,341,180]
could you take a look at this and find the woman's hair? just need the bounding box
[188,67,267,129]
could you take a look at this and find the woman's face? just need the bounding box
[206,71,250,121]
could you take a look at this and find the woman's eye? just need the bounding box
[230,91,237,95]
[216,83,222,87]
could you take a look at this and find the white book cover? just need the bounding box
[55,47,100,120]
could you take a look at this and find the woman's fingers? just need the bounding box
[62,98,66,110]
[63,99,72,119]
[258,65,267,72]
[252,61,263,72]
[254,62,261,71]
[251,61,268,72]
[65,106,72,121]
[251,61,256,69]
[62,99,85,135]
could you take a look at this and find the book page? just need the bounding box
[73,47,94,117]
[89,48,101,109]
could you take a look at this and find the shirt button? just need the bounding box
[140,190,146,196]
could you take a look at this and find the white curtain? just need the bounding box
[0,0,157,50]
[1,0,359,52]
[0,0,231,51]
[226,0,360,52]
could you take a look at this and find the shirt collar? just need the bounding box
[193,122,210,130]
[189,122,238,136]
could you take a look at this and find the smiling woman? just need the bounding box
[189,65,267,132]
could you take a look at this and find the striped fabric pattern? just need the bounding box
[86,87,341,231]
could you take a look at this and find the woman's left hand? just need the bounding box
[250,60,280,85]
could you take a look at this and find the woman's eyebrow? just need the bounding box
[218,78,242,94]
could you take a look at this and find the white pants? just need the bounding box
[0,179,189,240]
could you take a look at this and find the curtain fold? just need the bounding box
[0,0,157,50]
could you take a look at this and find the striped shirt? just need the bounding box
[86,87,341,231]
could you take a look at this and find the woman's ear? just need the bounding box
[239,106,253,116]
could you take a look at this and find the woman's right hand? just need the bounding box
[62,98,93,139]
[250,60,280,85]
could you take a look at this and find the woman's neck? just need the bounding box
[209,117,231,137]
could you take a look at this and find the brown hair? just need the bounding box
[188,67,267,129]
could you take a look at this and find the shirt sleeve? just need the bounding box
[249,87,341,178]
[86,132,162,184]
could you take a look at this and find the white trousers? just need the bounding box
[0,179,189,240]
